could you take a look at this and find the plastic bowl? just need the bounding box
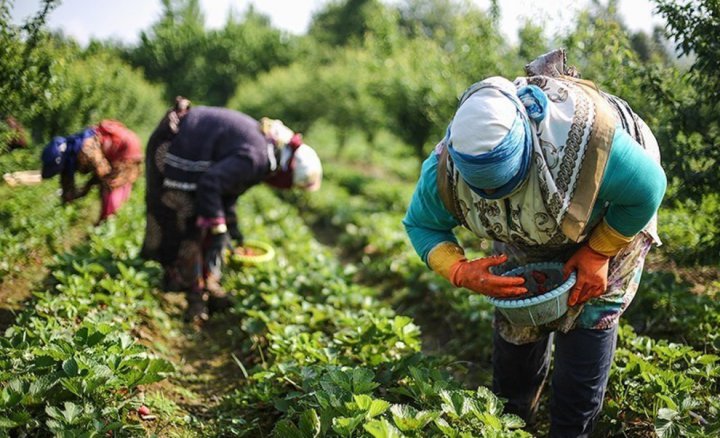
[487,262,576,326]
[229,240,275,265]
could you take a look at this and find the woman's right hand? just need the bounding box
[450,254,527,298]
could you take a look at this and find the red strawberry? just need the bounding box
[531,270,548,284]
[138,406,150,416]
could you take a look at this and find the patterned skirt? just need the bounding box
[493,232,654,344]
[141,135,202,292]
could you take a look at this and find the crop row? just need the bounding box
[0,179,93,283]
[213,186,532,437]
[0,177,536,437]
[0,195,175,436]
[284,163,720,436]
[2,154,718,436]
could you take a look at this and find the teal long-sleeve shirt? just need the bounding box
[403,127,667,264]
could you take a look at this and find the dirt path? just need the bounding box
[135,291,255,435]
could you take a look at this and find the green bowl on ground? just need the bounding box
[487,262,576,326]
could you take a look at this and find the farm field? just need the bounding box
[3,0,720,436]
[2,132,720,436]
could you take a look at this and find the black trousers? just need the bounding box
[492,324,618,438]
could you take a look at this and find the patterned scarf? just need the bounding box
[445,75,616,247]
[446,78,548,200]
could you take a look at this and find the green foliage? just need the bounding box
[29,49,165,141]
[0,181,89,281]
[1,2,162,152]
[642,0,720,208]
[629,27,671,63]
[230,0,511,164]
[561,7,645,103]
[0,1,60,141]
[599,325,720,437]
[658,194,720,264]
[128,0,296,106]
[3,1,720,435]
[313,49,387,150]
[284,127,720,436]
[127,0,209,103]
[203,9,295,105]
[552,1,720,262]
[625,269,720,353]
[398,0,472,40]
[517,21,549,65]
[308,0,388,48]
[272,367,529,437]
[654,0,720,97]
[372,38,458,162]
[0,187,175,436]
[207,186,527,436]
[230,63,320,133]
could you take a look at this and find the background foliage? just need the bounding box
[3,0,719,259]
[2,0,720,436]
[1,0,164,152]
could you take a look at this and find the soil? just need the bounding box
[135,291,260,436]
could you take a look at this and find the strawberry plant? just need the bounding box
[277,149,720,436]
[208,187,528,436]
[0,192,176,436]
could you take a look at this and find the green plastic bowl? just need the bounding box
[487,262,576,326]
[229,240,275,265]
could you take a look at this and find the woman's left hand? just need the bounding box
[563,244,610,306]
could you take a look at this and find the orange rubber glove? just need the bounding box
[563,244,610,306]
[428,242,526,298]
[450,254,527,298]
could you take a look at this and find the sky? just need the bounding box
[11,0,664,47]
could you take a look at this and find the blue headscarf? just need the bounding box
[446,83,547,200]
[41,136,68,179]
[40,128,96,178]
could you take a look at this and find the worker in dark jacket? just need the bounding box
[142,100,322,324]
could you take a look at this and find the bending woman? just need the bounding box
[40,120,143,223]
[404,57,666,437]
[142,99,323,324]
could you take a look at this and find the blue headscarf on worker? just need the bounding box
[445,77,548,200]
[40,128,96,179]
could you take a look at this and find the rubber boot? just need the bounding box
[205,274,232,314]
[162,266,186,292]
[184,289,209,325]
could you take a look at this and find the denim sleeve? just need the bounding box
[402,153,460,264]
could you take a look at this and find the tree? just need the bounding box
[202,8,295,106]
[654,0,720,97]
[397,0,469,40]
[645,0,720,203]
[308,0,387,48]
[230,63,321,134]
[373,38,461,164]
[128,1,296,106]
[517,21,548,64]
[0,0,60,148]
[127,0,208,103]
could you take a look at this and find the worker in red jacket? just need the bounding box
[41,120,143,223]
